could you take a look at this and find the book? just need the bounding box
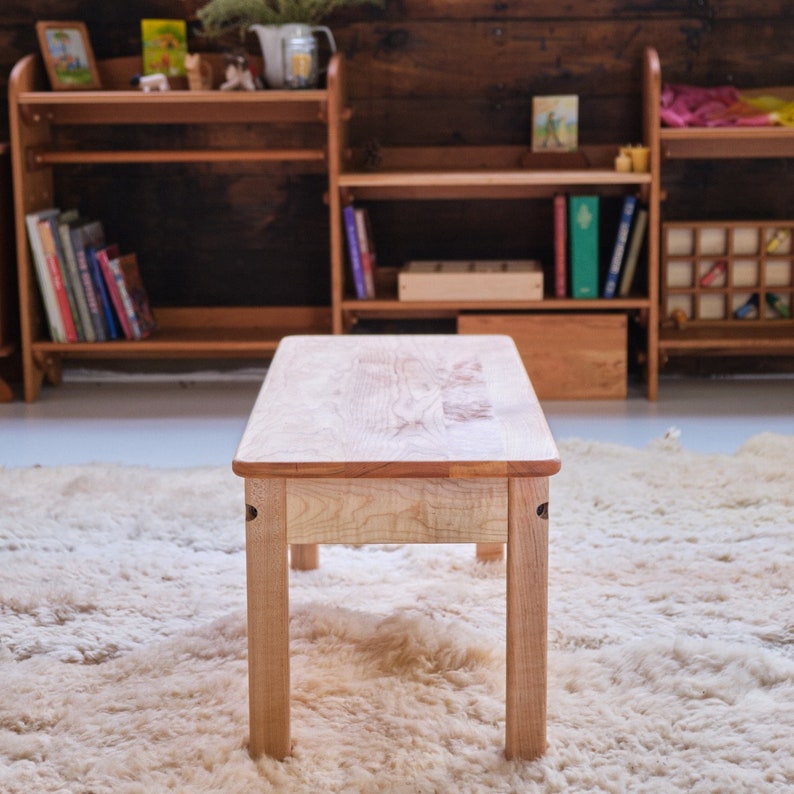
[553,194,568,298]
[95,245,134,339]
[568,195,599,299]
[58,212,96,342]
[618,207,649,297]
[69,221,108,341]
[37,216,79,342]
[354,207,377,299]
[532,95,578,152]
[602,195,638,298]
[107,252,157,339]
[343,204,367,299]
[141,19,187,78]
[86,236,122,340]
[25,208,66,342]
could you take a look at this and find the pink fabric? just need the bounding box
[660,83,773,127]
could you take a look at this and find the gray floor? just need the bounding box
[0,366,791,468]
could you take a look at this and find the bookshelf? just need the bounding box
[327,63,661,400]
[645,47,794,367]
[8,52,338,402]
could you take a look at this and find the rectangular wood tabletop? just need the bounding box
[232,334,560,480]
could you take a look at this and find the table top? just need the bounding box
[233,335,560,479]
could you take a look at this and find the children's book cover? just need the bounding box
[532,95,579,152]
[141,19,187,77]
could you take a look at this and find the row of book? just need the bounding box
[343,204,378,299]
[25,208,157,343]
[556,193,648,299]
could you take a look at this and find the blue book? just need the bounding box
[568,196,599,299]
[603,195,638,298]
[343,204,367,300]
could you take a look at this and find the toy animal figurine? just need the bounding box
[130,73,170,91]
[219,52,257,91]
[185,52,214,90]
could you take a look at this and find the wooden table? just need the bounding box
[232,334,560,761]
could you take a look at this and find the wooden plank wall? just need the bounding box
[1,1,794,309]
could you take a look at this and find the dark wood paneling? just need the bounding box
[3,1,794,308]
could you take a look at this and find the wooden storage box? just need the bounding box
[458,313,627,399]
[399,260,543,301]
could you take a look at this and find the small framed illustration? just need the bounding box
[36,21,101,91]
[532,95,579,152]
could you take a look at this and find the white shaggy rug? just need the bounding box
[1,433,793,793]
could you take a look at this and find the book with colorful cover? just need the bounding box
[568,195,599,299]
[141,19,187,78]
[69,220,108,341]
[58,212,96,342]
[106,252,157,339]
[553,193,568,298]
[25,208,65,342]
[354,207,377,299]
[618,207,649,297]
[86,237,121,340]
[117,253,157,337]
[343,204,367,299]
[603,194,638,298]
[95,245,134,339]
[37,216,79,341]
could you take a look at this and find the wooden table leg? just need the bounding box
[505,476,549,761]
[245,478,291,759]
[290,543,319,570]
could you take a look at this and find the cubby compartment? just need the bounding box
[661,221,794,324]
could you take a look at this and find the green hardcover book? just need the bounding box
[568,195,599,298]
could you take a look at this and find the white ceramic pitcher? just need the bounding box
[249,23,336,89]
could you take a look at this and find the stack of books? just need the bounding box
[25,208,157,343]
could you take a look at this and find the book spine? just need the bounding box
[109,256,143,339]
[96,248,134,339]
[568,196,599,299]
[603,195,637,298]
[71,230,107,341]
[37,219,79,342]
[25,211,65,342]
[343,205,367,300]
[553,194,567,298]
[59,222,96,342]
[354,207,376,299]
[87,247,121,340]
[618,208,649,297]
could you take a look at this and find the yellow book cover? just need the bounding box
[141,19,187,77]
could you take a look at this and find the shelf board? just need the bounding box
[342,297,651,312]
[30,306,332,358]
[659,323,794,354]
[660,126,794,159]
[339,168,650,199]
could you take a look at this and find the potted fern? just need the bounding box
[197,0,383,37]
[197,0,382,88]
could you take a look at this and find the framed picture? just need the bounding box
[532,95,579,153]
[36,21,101,90]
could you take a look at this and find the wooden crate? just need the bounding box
[458,313,627,399]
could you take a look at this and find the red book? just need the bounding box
[553,194,568,298]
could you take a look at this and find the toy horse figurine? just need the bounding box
[185,52,213,90]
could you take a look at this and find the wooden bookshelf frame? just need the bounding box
[9,53,339,401]
[645,46,794,366]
